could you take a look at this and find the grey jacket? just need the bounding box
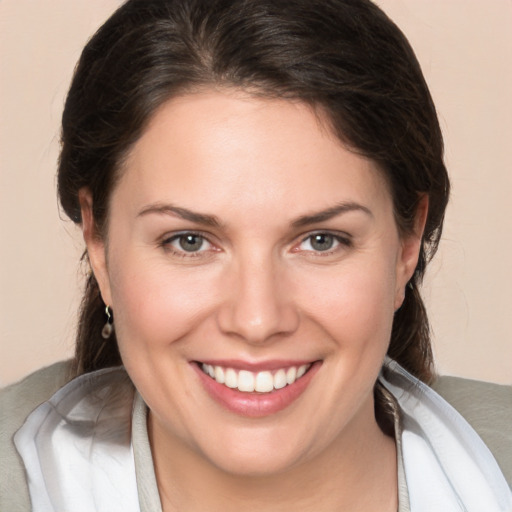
[1,361,511,511]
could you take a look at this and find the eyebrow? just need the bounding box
[291,202,373,228]
[138,201,372,229]
[137,203,222,228]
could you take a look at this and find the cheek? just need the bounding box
[107,256,221,355]
[295,257,397,348]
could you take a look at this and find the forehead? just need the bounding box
[115,90,392,224]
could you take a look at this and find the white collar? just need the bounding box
[380,358,512,511]
[15,361,512,511]
[15,368,140,512]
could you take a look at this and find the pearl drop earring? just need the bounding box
[101,305,114,339]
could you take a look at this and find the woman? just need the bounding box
[1,0,511,510]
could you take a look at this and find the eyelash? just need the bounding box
[159,230,352,258]
[160,231,214,258]
[294,231,352,256]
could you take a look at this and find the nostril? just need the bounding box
[215,263,300,343]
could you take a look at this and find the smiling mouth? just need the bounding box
[199,363,313,394]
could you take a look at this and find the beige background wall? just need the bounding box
[1,0,511,386]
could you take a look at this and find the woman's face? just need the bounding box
[84,90,422,476]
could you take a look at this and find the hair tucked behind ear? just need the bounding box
[59,0,448,383]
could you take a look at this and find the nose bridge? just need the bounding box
[218,248,299,343]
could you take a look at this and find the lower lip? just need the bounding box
[193,361,322,418]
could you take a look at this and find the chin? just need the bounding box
[207,446,306,478]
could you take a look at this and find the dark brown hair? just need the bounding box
[58,0,449,384]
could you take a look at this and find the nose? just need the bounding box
[217,254,300,344]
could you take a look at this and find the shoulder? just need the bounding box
[1,360,73,428]
[432,375,512,486]
[0,361,73,511]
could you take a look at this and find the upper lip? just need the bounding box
[193,359,318,372]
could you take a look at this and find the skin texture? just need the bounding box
[81,90,426,511]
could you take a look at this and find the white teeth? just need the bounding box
[297,364,308,378]
[214,365,225,384]
[225,368,238,388]
[200,363,312,393]
[274,369,287,389]
[255,371,274,393]
[238,370,255,392]
[286,366,297,384]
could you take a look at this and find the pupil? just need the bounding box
[179,234,203,252]
[311,234,333,251]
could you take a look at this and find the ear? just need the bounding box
[394,194,429,310]
[79,188,113,307]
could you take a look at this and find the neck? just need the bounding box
[149,398,397,512]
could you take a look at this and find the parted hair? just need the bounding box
[58,0,449,390]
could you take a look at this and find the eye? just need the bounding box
[295,232,351,254]
[305,233,336,252]
[162,232,213,255]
